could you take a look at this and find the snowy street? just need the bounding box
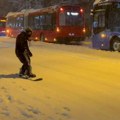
[0,37,120,120]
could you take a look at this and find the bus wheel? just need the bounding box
[40,34,45,42]
[111,38,120,51]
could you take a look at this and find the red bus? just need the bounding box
[0,17,6,36]
[6,11,25,37]
[6,5,86,43]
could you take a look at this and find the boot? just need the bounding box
[25,65,36,78]
[19,65,26,77]
[19,67,24,76]
[28,73,36,78]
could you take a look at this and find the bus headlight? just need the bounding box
[6,29,10,33]
[35,37,38,40]
[54,38,57,42]
[101,33,107,39]
[45,37,48,41]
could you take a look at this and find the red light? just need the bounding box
[60,7,64,12]
[83,28,86,33]
[56,27,60,32]
[80,9,84,13]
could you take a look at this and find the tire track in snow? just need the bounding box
[0,41,14,48]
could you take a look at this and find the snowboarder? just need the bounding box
[15,27,36,78]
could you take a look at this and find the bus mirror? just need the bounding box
[93,21,98,28]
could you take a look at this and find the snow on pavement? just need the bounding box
[0,37,120,120]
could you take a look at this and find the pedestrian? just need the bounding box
[15,27,36,78]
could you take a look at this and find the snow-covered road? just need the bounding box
[0,37,120,120]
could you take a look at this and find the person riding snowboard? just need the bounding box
[15,27,36,78]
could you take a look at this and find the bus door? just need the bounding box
[92,9,108,49]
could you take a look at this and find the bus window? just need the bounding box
[19,17,24,27]
[28,16,34,29]
[29,14,55,30]
[45,14,53,30]
[39,15,45,30]
[59,11,83,26]
[16,17,19,27]
[34,16,40,29]
[0,22,5,27]
[51,13,56,30]
[93,11,105,34]
[38,14,55,30]
[108,9,120,31]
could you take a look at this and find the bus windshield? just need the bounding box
[93,2,120,33]
[108,8,120,31]
[93,10,105,34]
[0,22,6,27]
[59,11,83,26]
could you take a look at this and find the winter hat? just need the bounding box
[25,27,32,33]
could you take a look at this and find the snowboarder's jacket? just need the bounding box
[15,31,32,57]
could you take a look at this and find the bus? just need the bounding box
[92,0,120,51]
[0,17,6,36]
[6,5,86,43]
[6,10,30,37]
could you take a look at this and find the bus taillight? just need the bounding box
[80,9,84,13]
[60,7,64,12]
[83,28,86,33]
[56,27,60,32]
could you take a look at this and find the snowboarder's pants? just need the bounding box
[16,51,32,75]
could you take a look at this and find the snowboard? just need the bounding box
[19,75,43,81]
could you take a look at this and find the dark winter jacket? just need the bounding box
[15,31,32,57]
